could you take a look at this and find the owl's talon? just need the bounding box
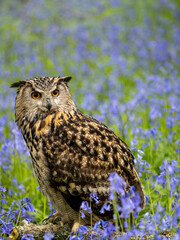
[42,212,61,223]
[42,216,50,223]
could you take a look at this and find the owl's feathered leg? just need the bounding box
[71,221,80,233]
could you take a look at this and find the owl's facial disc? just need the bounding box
[28,87,59,114]
[29,84,69,114]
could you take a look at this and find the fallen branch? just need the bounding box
[9,220,71,240]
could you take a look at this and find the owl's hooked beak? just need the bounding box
[46,99,52,111]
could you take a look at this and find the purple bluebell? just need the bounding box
[80,201,91,213]
[43,232,54,240]
[90,193,99,204]
[100,202,111,214]
[108,172,126,198]
[22,234,34,240]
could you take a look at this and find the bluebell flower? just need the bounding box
[166,115,175,128]
[0,186,6,193]
[79,225,88,235]
[80,201,91,218]
[175,205,180,218]
[1,199,7,205]
[172,232,180,240]
[0,222,14,235]
[80,201,91,213]
[17,184,25,193]
[90,193,99,204]
[100,202,111,214]
[0,186,7,206]
[150,127,157,139]
[69,235,81,240]
[117,197,134,218]
[21,198,36,212]
[123,221,128,228]
[80,210,85,218]
[93,219,109,232]
[175,139,180,146]
[10,122,30,158]
[22,234,34,240]
[8,189,15,197]
[93,221,101,232]
[0,116,8,139]
[108,172,126,198]
[43,232,54,240]
[100,222,116,240]
[175,148,180,157]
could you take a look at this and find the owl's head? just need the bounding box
[11,76,76,123]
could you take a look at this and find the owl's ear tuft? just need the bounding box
[57,76,72,85]
[61,76,72,83]
[10,81,27,88]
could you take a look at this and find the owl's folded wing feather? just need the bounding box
[47,113,145,216]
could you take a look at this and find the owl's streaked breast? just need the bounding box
[20,111,76,192]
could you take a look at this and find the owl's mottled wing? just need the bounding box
[45,111,144,217]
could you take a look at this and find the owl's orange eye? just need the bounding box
[31,92,41,99]
[52,89,59,97]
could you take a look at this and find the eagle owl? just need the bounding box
[11,76,145,232]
